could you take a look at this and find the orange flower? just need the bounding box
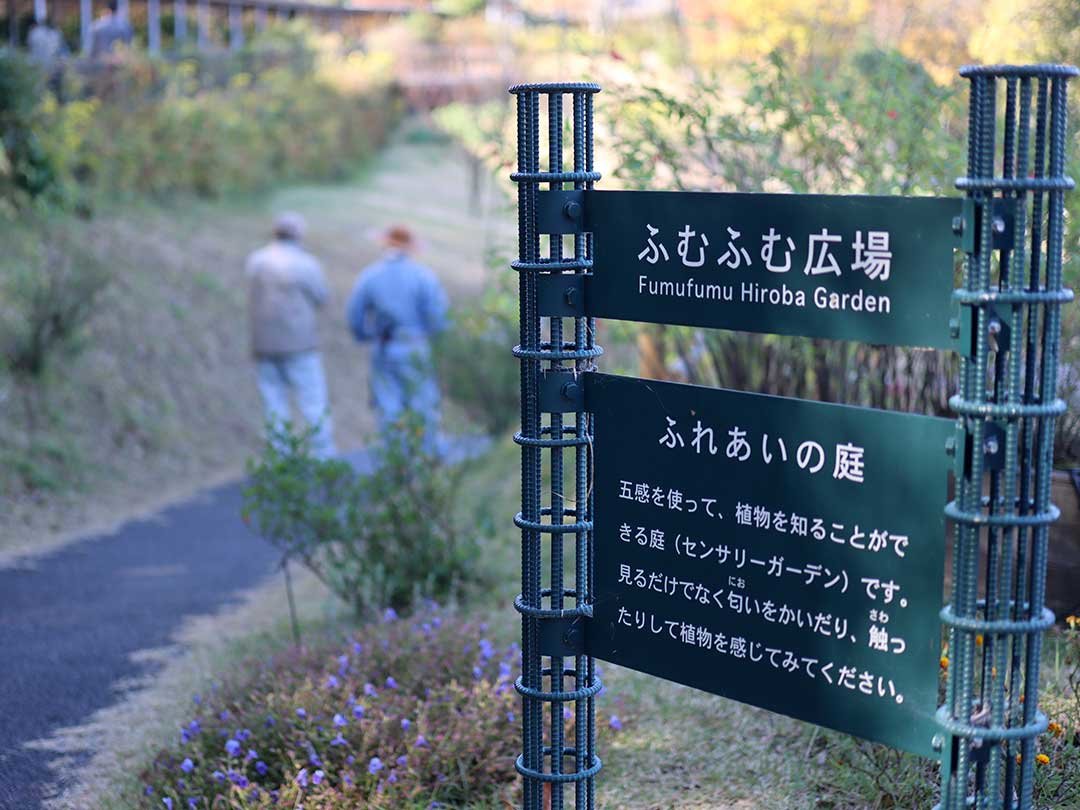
[1036,753,1050,766]
[975,634,984,647]
[1016,753,1023,764]
[940,656,949,669]
[1048,721,1064,737]
[1066,615,1079,630]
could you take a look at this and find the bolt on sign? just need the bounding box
[511,66,1075,810]
[587,373,954,757]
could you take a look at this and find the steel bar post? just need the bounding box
[80,0,90,52]
[147,0,160,53]
[939,63,1076,810]
[196,0,208,50]
[174,0,186,44]
[228,1,241,50]
[512,82,602,810]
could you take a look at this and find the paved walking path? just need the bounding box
[0,438,484,810]
[0,476,275,809]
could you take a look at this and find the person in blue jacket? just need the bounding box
[346,225,448,452]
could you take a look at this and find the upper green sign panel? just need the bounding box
[586,372,955,757]
[568,190,962,349]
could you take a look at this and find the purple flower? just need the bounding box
[352,641,363,655]
[264,715,276,727]
[180,758,194,773]
[368,756,384,774]
[346,755,356,765]
[479,639,495,660]
[330,733,347,746]
[225,739,241,757]
[563,707,572,721]
[498,661,512,680]
[385,676,398,689]
[352,705,365,720]
[295,768,309,788]
[188,799,199,809]
[388,771,398,784]
[256,761,268,776]
[144,786,154,796]
[333,713,348,727]
[507,711,516,723]
[383,607,398,622]
[187,720,201,735]
[432,616,442,628]
[309,752,322,767]
[229,770,248,788]
[364,683,377,697]
[400,718,411,730]
[312,770,325,785]
[296,708,307,718]
[236,728,251,742]
[246,749,258,761]
[337,654,349,673]
[344,774,353,786]
[247,788,259,802]
[396,755,408,767]
[212,770,225,783]
[472,666,483,679]
[326,675,340,689]
[609,715,623,731]
[193,694,202,705]
[162,799,173,810]
[414,734,428,748]
[218,710,230,721]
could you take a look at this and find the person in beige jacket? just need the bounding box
[246,212,335,458]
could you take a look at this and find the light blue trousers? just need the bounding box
[256,350,336,459]
[371,339,442,453]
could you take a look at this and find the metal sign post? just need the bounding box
[939,63,1077,810]
[511,65,1075,810]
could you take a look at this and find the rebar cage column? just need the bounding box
[511,82,603,810]
[940,64,1077,810]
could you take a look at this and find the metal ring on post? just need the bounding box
[938,605,1056,634]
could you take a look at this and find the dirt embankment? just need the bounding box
[0,133,512,562]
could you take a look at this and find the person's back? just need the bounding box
[346,225,448,447]
[28,23,64,67]
[247,240,326,358]
[347,253,446,345]
[246,213,335,459]
[90,2,132,59]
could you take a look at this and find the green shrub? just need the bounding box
[434,272,520,436]
[137,608,519,808]
[242,416,488,616]
[0,49,62,205]
[809,622,1080,808]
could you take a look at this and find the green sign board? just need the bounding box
[586,372,955,757]
[570,190,961,349]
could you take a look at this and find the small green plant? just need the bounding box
[242,415,487,617]
[433,270,520,436]
[809,621,1080,808]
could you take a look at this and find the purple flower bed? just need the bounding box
[139,610,520,808]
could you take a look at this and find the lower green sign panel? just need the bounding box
[586,373,954,757]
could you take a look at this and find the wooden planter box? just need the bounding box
[1049,469,1080,619]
